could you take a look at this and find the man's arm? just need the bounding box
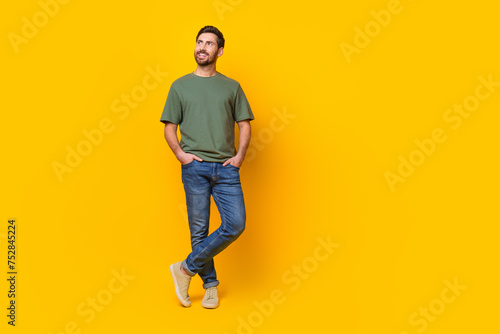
[164,122,203,165]
[223,120,251,167]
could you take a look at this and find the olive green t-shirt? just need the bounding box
[160,72,254,163]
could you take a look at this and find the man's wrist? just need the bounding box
[232,154,245,166]
[174,149,185,160]
[235,153,245,162]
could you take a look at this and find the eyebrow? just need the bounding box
[197,39,216,44]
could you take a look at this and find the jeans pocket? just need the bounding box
[182,160,196,167]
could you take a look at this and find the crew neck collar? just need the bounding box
[192,72,220,79]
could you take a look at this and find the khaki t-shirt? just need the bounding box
[160,72,254,163]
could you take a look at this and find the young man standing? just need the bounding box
[160,26,254,308]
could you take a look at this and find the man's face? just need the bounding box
[194,33,222,66]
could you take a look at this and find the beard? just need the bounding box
[194,51,216,66]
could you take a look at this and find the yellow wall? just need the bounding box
[2,0,499,333]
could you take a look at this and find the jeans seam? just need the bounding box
[187,190,227,271]
[212,190,228,235]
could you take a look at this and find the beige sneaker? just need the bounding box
[169,262,192,307]
[202,286,219,309]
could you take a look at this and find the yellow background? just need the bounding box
[2,0,499,333]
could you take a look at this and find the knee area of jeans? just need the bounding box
[231,221,246,238]
[190,236,207,247]
[236,226,245,238]
[220,221,245,240]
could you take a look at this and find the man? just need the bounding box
[160,25,254,309]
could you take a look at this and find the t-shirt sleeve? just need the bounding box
[160,84,182,124]
[234,84,254,122]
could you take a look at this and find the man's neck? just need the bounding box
[194,65,218,77]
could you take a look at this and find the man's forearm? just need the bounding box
[236,120,251,160]
[164,122,184,159]
[164,122,203,164]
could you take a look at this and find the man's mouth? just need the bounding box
[198,53,208,58]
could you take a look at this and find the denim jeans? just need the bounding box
[180,160,246,288]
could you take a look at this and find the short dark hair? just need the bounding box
[196,25,225,49]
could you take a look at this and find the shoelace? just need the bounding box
[206,288,216,300]
[179,273,191,296]
[180,280,191,294]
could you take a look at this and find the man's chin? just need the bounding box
[195,60,211,66]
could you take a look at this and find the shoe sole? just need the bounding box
[201,302,219,309]
[170,264,191,307]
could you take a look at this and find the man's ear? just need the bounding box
[217,47,224,58]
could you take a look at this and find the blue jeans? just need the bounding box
[180,160,246,289]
